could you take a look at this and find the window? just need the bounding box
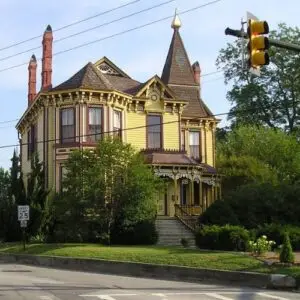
[61,108,75,143]
[88,107,102,142]
[147,115,162,149]
[113,110,122,139]
[181,130,185,151]
[27,124,37,160]
[189,131,200,160]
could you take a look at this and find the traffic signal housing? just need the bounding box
[247,19,269,68]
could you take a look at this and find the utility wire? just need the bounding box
[0,0,142,52]
[0,0,175,63]
[1,100,299,150]
[0,0,223,73]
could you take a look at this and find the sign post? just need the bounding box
[18,205,29,251]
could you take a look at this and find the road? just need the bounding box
[0,262,299,300]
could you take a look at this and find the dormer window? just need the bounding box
[147,115,162,149]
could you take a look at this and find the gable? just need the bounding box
[94,56,131,79]
[135,76,176,100]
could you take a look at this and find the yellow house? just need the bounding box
[16,14,221,223]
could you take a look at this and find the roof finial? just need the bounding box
[171,8,181,30]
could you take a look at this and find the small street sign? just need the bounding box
[20,220,27,228]
[18,205,30,221]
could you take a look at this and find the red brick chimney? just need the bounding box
[192,61,201,85]
[41,25,53,90]
[28,54,37,106]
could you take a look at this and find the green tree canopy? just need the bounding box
[217,23,300,135]
[217,125,300,192]
[55,137,160,244]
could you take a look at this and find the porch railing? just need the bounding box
[174,204,199,232]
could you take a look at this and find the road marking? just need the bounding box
[257,293,290,300]
[152,293,168,300]
[80,294,137,298]
[40,296,54,300]
[205,293,234,300]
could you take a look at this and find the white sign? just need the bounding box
[18,205,30,221]
[20,220,27,228]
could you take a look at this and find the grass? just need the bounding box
[0,243,299,279]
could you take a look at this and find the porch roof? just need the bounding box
[141,149,217,174]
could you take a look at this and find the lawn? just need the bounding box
[0,243,299,279]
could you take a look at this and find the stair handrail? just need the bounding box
[174,204,198,232]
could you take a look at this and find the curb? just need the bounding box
[0,253,297,290]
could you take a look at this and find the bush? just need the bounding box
[248,235,276,255]
[280,233,295,263]
[255,223,300,251]
[111,220,158,245]
[180,238,189,248]
[199,200,240,226]
[195,225,250,251]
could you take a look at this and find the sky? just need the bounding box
[0,0,298,169]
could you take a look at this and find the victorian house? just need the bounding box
[16,14,221,225]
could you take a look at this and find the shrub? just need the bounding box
[180,238,189,248]
[195,225,250,251]
[255,224,300,251]
[199,200,240,226]
[111,220,158,245]
[248,235,276,256]
[280,232,295,263]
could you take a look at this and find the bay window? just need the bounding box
[61,108,75,143]
[113,110,122,139]
[88,107,102,142]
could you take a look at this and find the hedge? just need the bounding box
[195,225,250,251]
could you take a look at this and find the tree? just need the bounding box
[217,125,300,191]
[280,232,295,263]
[55,137,161,244]
[216,23,300,135]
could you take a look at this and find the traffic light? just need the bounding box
[247,19,269,68]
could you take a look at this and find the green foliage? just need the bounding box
[256,224,300,251]
[199,200,240,226]
[217,125,300,189]
[180,238,189,248]
[248,235,276,256]
[195,225,250,251]
[216,23,300,135]
[280,233,295,264]
[55,137,161,245]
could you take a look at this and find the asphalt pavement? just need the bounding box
[0,262,299,300]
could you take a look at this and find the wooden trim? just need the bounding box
[204,125,207,164]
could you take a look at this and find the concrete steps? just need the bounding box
[155,217,196,247]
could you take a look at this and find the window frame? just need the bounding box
[27,124,37,160]
[113,109,122,139]
[60,107,75,144]
[181,130,186,151]
[87,106,103,143]
[189,130,201,160]
[146,114,163,149]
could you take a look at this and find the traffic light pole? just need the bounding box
[225,27,300,53]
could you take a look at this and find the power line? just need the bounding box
[1,100,299,150]
[0,0,223,73]
[0,0,142,52]
[0,0,175,63]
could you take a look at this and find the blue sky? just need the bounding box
[0,0,298,169]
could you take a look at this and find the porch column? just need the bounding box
[199,180,203,213]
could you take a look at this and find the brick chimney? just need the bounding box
[192,61,201,85]
[41,25,53,90]
[28,54,37,106]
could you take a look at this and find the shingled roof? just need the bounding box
[52,62,112,91]
[161,23,213,119]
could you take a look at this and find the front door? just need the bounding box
[157,189,168,216]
